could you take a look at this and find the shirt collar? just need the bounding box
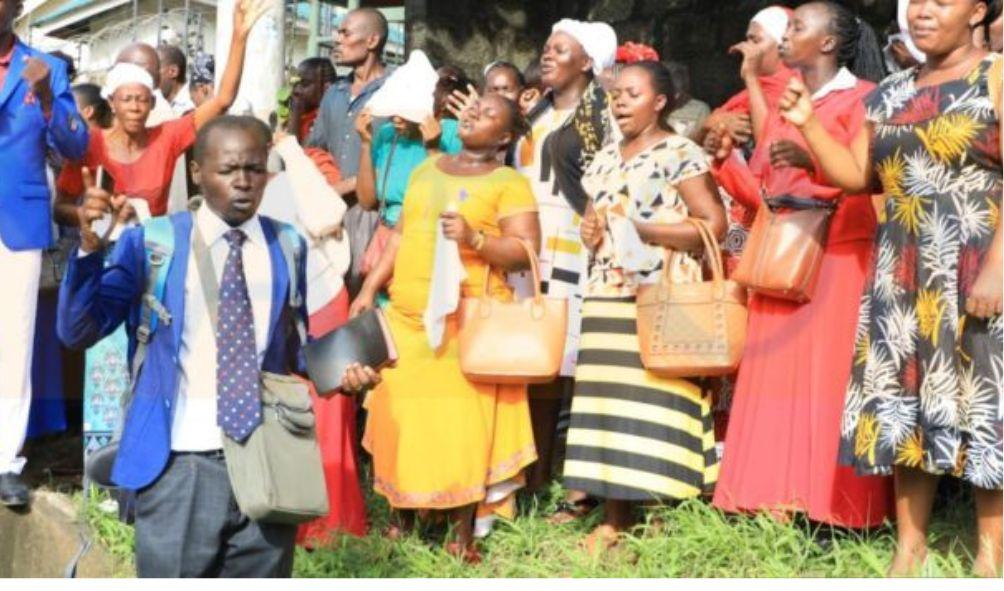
[196,204,265,249]
[812,67,858,100]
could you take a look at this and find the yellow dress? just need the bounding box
[363,156,539,516]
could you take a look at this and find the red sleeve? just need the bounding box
[712,152,762,210]
[163,112,197,160]
[57,160,83,198]
[717,90,750,115]
[303,147,342,187]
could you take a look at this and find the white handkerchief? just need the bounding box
[423,222,467,350]
[606,208,661,274]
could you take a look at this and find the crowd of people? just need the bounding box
[0,0,1001,580]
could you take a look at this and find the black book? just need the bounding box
[304,308,398,394]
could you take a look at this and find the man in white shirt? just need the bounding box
[158,44,196,116]
[58,115,379,577]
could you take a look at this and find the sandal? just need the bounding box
[548,498,599,525]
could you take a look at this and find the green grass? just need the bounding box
[79,480,980,578]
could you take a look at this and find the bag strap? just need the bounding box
[764,195,836,211]
[989,54,1002,125]
[481,237,542,301]
[131,216,176,388]
[662,218,726,295]
[377,135,398,222]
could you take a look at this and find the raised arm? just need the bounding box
[354,110,379,211]
[779,77,874,194]
[730,41,769,143]
[193,0,271,130]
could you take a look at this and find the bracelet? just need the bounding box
[469,230,486,251]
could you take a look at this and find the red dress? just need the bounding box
[57,114,196,216]
[710,74,893,528]
[296,150,367,545]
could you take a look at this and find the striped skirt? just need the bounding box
[563,297,719,501]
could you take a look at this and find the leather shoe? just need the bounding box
[0,473,29,507]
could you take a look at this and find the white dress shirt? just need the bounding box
[171,206,273,451]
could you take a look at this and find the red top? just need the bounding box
[298,109,319,145]
[58,113,197,216]
[713,77,877,245]
[716,66,796,116]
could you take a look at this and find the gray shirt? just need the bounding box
[306,72,388,178]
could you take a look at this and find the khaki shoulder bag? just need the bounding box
[637,217,748,378]
[191,222,328,525]
[458,238,568,384]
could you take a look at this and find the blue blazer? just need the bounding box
[57,212,309,491]
[0,38,89,251]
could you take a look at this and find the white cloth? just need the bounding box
[171,207,273,452]
[604,207,663,274]
[812,67,858,100]
[551,19,618,76]
[423,220,466,350]
[262,136,350,314]
[0,242,41,475]
[751,6,790,45]
[897,0,928,64]
[367,50,438,123]
[101,62,155,99]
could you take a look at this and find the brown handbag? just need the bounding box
[636,218,748,379]
[458,239,568,385]
[731,195,835,302]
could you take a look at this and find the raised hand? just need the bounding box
[21,57,53,113]
[703,123,734,163]
[769,139,815,172]
[419,115,442,147]
[445,84,479,120]
[778,77,815,128]
[233,0,271,39]
[355,109,374,144]
[77,167,114,253]
[725,112,753,144]
[729,41,764,82]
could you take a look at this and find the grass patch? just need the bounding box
[81,479,979,578]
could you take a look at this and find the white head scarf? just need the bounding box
[101,62,155,100]
[750,6,790,45]
[897,0,927,64]
[367,50,438,123]
[551,19,618,76]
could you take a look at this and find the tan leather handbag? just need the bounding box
[637,218,748,378]
[458,239,568,384]
[732,195,835,302]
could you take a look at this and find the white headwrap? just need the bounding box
[750,6,790,46]
[551,19,618,76]
[367,49,438,123]
[101,62,155,100]
[897,0,927,64]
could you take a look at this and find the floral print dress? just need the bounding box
[839,55,1003,490]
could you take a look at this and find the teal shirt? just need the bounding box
[371,118,462,226]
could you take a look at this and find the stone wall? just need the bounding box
[405,0,896,108]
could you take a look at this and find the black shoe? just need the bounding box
[0,473,30,507]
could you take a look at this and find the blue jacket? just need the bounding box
[57,212,309,490]
[0,38,89,251]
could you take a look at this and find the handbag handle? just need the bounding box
[661,217,726,296]
[480,237,543,303]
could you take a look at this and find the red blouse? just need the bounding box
[713,77,877,245]
[58,113,196,216]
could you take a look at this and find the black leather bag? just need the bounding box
[303,308,398,394]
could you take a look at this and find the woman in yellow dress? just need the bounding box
[349,94,540,561]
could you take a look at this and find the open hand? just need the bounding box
[440,211,473,245]
[233,0,271,38]
[445,84,479,120]
[778,77,815,128]
[966,263,1003,319]
[769,139,815,172]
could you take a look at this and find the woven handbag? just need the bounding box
[636,218,748,378]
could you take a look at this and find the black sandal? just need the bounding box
[548,498,599,524]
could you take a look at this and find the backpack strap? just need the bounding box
[131,216,176,387]
[272,219,307,347]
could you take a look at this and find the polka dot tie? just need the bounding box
[216,228,261,442]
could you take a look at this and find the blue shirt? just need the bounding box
[307,72,388,178]
[371,118,463,226]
